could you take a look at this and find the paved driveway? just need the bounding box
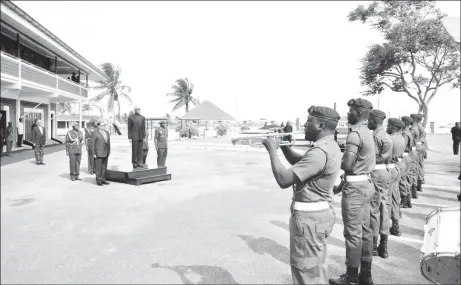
[1,140,459,284]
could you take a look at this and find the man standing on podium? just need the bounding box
[128,106,146,169]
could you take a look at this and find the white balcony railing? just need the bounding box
[0,51,88,99]
[0,52,20,77]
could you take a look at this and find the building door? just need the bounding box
[0,110,6,132]
[24,112,43,141]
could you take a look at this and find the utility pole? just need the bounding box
[334,102,336,111]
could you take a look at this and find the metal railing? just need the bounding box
[0,51,88,98]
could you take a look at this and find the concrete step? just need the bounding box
[126,173,172,186]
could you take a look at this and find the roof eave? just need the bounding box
[4,0,109,81]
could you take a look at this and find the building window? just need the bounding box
[58,121,66,128]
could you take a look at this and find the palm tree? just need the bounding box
[166,78,199,112]
[82,102,105,118]
[89,63,132,122]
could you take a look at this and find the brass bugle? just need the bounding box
[230,131,303,147]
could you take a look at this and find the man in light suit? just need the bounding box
[128,106,146,169]
[90,120,111,186]
[32,119,46,165]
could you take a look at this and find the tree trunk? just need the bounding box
[418,103,429,128]
[186,102,189,112]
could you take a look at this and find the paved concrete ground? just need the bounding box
[1,135,459,284]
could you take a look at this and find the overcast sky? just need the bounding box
[13,1,461,123]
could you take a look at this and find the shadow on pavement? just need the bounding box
[237,234,290,265]
[7,197,36,207]
[151,263,239,284]
[1,144,65,166]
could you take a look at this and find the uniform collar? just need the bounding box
[350,120,368,130]
[313,134,334,147]
[372,126,383,136]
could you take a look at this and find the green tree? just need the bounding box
[57,102,74,115]
[349,1,460,126]
[82,102,104,118]
[166,78,199,112]
[89,63,132,122]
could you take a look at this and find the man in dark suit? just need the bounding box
[128,106,146,169]
[90,120,111,186]
[283,121,293,143]
[0,112,4,157]
[31,119,46,165]
[451,122,461,155]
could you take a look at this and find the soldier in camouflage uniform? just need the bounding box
[66,122,84,181]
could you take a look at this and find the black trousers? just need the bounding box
[17,134,23,147]
[95,156,108,182]
[131,140,144,165]
[453,140,460,155]
[157,148,168,167]
[143,148,148,164]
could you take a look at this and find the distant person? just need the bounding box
[17,117,24,147]
[76,75,80,83]
[5,122,14,156]
[155,121,168,167]
[71,72,77,82]
[65,122,84,181]
[451,122,461,155]
[31,119,46,165]
[283,121,293,143]
[0,113,4,157]
[90,120,111,186]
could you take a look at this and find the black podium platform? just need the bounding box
[105,166,171,186]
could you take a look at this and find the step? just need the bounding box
[105,166,167,182]
[126,174,172,186]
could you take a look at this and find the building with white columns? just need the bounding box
[0,0,108,144]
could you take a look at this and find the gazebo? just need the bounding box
[181,100,237,137]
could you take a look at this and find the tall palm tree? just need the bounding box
[90,63,132,121]
[166,78,199,112]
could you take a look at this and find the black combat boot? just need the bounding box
[417,180,423,192]
[401,195,412,208]
[358,261,374,285]
[372,237,378,256]
[378,235,389,258]
[329,267,359,285]
[411,186,418,199]
[70,175,75,181]
[390,220,401,236]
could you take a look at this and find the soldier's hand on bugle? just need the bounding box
[261,137,280,153]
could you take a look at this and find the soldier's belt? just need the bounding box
[293,201,329,212]
[412,146,416,151]
[387,163,395,169]
[345,175,369,182]
[403,153,409,156]
[416,142,422,145]
[374,164,388,170]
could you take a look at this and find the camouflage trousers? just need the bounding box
[34,144,45,163]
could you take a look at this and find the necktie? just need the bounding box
[101,130,107,142]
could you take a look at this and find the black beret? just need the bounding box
[415,114,423,120]
[308,105,341,122]
[370,109,386,119]
[401,116,413,124]
[410,114,418,119]
[347,98,373,109]
[387,118,405,129]
[71,121,79,127]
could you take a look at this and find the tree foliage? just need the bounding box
[57,102,74,115]
[349,0,460,126]
[89,63,132,122]
[166,78,199,112]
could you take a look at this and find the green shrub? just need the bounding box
[215,124,228,136]
[176,123,199,138]
[240,124,250,131]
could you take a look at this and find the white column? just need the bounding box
[79,100,82,129]
[48,103,51,139]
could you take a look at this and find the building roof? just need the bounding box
[2,0,108,80]
[442,16,460,43]
[57,114,101,121]
[181,100,237,121]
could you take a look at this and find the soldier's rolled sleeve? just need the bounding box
[345,132,361,154]
[290,149,326,183]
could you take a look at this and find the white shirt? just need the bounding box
[17,122,24,135]
[38,126,44,134]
